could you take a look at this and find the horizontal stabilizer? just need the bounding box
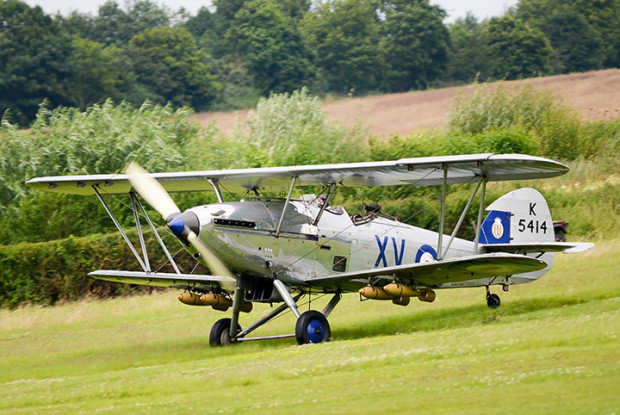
[307,253,547,291]
[88,270,236,291]
[483,242,594,254]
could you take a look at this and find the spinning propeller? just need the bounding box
[126,162,233,277]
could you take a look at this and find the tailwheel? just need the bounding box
[486,293,501,309]
[209,318,242,347]
[295,310,331,345]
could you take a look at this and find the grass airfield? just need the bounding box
[1,240,618,414]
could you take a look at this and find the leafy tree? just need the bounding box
[127,26,220,109]
[67,37,137,109]
[445,13,489,83]
[0,0,73,125]
[91,0,170,45]
[200,0,247,57]
[59,11,96,39]
[300,0,385,94]
[484,15,552,80]
[90,1,131,44]
[278,0,312,19]
[570,0,620,67]
[544,7,604,73]
[380,0,450,91]
[516,0,619,68]
[226,0,313,94]
[183,6,213,39]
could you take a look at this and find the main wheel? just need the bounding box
[209,318,242,347]
[486,293,501,309]
[295,310,331,345]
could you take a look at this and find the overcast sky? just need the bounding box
[24,0,517,23]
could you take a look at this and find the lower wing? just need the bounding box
[482,242,594,254]
[306,253,547,292]
[88,270,236,291]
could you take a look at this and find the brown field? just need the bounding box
[193,69,620,138]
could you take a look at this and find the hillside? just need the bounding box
[193,69,620,137]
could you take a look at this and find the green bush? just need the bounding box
[442,128,538,156]
[202,88,369,170]
[577,119,620,159]
[0,230,200,309]
[446,84,584,160]
[0,100,205,244]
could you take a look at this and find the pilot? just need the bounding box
[318,194,328,207]
[318,194,344,215]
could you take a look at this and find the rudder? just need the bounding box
[479,188,555,283]
[480,188,554,245]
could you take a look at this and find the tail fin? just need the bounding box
[479,188,554,283]
[480,188,554,245]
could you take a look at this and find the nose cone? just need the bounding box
[168,216,186,236]
[167,211,200,237]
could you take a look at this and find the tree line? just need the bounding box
[1,0,618,125]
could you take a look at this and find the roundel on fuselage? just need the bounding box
[415,244,437,263]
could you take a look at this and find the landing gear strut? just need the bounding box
[208,285,341,346]
[486,286,501,309]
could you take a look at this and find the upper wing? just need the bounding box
[88,270,236,291]
[305,253,547,292]
[26,153,568,196]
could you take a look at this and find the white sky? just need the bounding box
[24,0,517,23]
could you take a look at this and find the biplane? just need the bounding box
[26,153,593,346]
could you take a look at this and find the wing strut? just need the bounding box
[93,186,148,272]
[92,185,182,275]
[132,192,181,275]
[275,176,298,238]
[443,177,484,257]
[437,165,448,259]
[208,179,224,203]
[130,192,151,272]
[313,182,336,226]
[473,176,488,254]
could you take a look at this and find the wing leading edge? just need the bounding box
[306,253,547,291]
[88,270,236,291]
[26,153,568,196]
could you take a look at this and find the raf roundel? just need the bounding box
[415,244,437,263]
[492,217,504,239]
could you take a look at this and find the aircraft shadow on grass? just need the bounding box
[332,295,600,342]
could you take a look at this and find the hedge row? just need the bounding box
[0,230,200,309]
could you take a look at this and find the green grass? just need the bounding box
[1,240,619,414]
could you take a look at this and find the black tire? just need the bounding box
[555,232,566,242]
[486,293,501,309]
[295,310,331,345]
[209,318,242,347]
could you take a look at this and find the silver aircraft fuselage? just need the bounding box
[188,197,544,291]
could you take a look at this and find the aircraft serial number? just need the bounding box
[518,219,548,234]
